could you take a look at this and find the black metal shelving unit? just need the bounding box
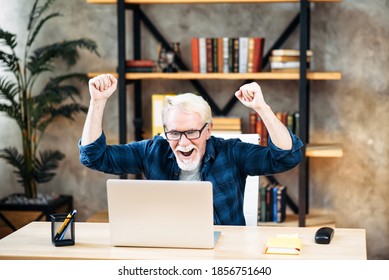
[110,0,337,227]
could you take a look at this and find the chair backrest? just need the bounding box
[212,133,260,226]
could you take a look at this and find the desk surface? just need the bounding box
[0,222,366,260]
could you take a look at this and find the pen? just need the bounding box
[54,210,77,241]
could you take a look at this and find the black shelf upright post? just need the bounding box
[298,0,311,227]
[133,5,143,141]
[117,0,127,179]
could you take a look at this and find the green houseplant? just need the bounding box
[0,0,99,199]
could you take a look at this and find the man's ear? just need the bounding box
[207,123,213,139]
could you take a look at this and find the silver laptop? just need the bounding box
[106,179,220,249]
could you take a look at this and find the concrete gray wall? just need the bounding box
[0,0,388,259]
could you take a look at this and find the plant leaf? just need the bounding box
[34,149,65,183]
[27,12,61,47]
[0,147,26,188]
[0,28,18,49]
[27,0,57,31]
[27,39,99,76]
[0,77,19,106]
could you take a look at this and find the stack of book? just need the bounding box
[125,59,155,72]
[270,49,312,72]
[191,37,265,73]
[211,116,242,134]
[151,93,176,136]
[249,111,300,146]
[259,183,287,223]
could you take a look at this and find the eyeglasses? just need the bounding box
[164,123,208,141]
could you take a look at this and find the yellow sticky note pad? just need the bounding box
[264,236,302,255]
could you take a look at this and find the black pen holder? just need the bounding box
[50,213,75,246]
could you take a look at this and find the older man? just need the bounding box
[79,74,303,225]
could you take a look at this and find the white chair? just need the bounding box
[212,133,260,226]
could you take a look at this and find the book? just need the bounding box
[264,235,302,255]
[271,49,313,57]
[252,37,265,72]
[218,37,224,73]
[126,67,154,72]
[232,38,239,73]
[222,37,229,73]
[275,185,286,223]
[199,37,207,73]
[270,55,311,62]
[206,38,213,73]
[259,184,267,222]
[125,59,154,67]
[238,37,249,73]
[249,112,257,133]
[212,116,241,126]
[271,61,307,69]
[212,38,218,72]
[247,37,255,73]
[191,37,200,73]
[151,93,176,136]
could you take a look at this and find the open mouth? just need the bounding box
[180,149,194,157]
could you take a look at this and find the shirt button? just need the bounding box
[175,172,178,176]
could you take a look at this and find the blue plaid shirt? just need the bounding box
[79,131,303,226]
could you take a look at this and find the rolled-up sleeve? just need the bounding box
[267,130,303,165]
[78,132,108,168]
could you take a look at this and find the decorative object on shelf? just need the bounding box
[157,42,181,72]
[0,0,99,199]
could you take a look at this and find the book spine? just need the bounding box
[126,60,154,67]
[217,37,224,73]
[233,38,239,73]
[265,185,273,222]
[191,37,200,73]
[258,38,265,72]
[228,38,234,73]
[212,38,218,73]
[126,67,153,72]
[252,37,264,72]
[272,186,278,222]
[249,112,257,134]
[222,37,229,73]
[259,184,267,222]
[247,37,255,73]
[238,37,248,73]
[293,112,300,137]
[206,38,213,73]
[260,119,268,146]
[276,186,286,223]
[199,37,207,73]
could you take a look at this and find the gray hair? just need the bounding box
[161,93,212,125]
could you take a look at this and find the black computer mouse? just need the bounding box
[315,227,334,244]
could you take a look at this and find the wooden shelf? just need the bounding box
[258,211,336,227]
[88,209,336,228]
[306,143,343,158]
[87,0,342,4]
[88,71,341,80]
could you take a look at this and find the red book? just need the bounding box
[249,112,257,133]
[191,38,200,73]
[252,37,264,72]
[260,119,268,146]
[125,60,154,67]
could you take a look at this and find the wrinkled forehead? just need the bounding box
[164,108,203,130]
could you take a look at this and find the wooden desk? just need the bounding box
[0,222,366,260]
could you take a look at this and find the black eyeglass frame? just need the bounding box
[164,123,209,141]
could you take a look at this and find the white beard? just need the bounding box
[174,144,201,171]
